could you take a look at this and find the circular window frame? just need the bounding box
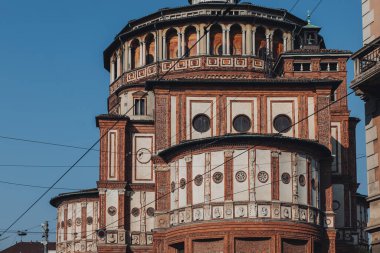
[233,114,252,133]
[273,114,292,133]
[192,114,211,133]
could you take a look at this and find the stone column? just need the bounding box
[154,35,158,62]
[246,24,252,55]
[110,58,115,83]
[283,36,287,53]
[196,29,201,55]
[123,44,128,72]
[181,32,185,57]
[266,30,273,57]
[162,36,167,60]
[206,29,210,55]
[226,28,231,55]
[177,32,182,58]
[128,46,132,70]
[252,27,256,56]
[222,29,227,55]
[242,29,246,55]
[142,41,146,66]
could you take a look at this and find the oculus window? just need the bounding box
[233,114,251,133]
[192,114,211,133]
[273,114,292,133]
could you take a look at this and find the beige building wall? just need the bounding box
[362,0,380,44]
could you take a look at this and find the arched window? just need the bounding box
[166,29,178,60]
[130,39,140,70]
[272,29,284,59]
[185,26,197,57]
[255,26,266,59]
[210,25,223,56]
[145,33,155,64]
[230,24,242,55]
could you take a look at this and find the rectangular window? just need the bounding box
[320,62,338,71]
[134,99,146,115]
[293,63,311,72]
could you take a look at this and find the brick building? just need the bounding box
[0,242,56,253]
[51,0,368,252]
[351,0,380,252]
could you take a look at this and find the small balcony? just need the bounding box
[351,37,380,98]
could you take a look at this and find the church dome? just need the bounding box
[189,0,237,4]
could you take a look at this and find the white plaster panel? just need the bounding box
[106,190,119,230]
[279,152,292,203]
[267,97,298,138]
[108,130,118,181]
[255,149,271,201]
[146,192,155,232]
[311,160,319,208]
[132,133,155,183]
[226,97,258,133]
[86,202,93,239]
[130,191,141,232]
[186,97,217,140]
[170,162,177,210]
[331,123,342,174]
[333,184,345,228]
[67,204,73,241]
[178,158,187,208]
[233,150,249,201]
[193,153,205,205]
[308,97,316,140]
[171,96,177,146]
[297,155,307,205]
[75,203,81,239]
[210,151,225,202]
[59,207,64,243]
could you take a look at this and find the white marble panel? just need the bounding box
[279,152,292,203]
[210,151,225,202]
[255,149,271,201]
[233,150,249,201]
[193,153,205,205]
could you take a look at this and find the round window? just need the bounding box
[192,114,211,133]
[233,115,251,133]
[273,114,292,133]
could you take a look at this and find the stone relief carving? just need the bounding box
[258,171,269,183]
[212,172,223,184]
[194,174,204,186]
[235,171,247,182]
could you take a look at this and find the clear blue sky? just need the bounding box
[0,0,364,249]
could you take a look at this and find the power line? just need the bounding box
[310,0,323,16]
[0,180,82,191]
[0,0,242,238]
[87,89,355,237]
[290,0,302,12]
[0,165,97,168]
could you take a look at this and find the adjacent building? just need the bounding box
[0,242,56,253]
[351,0,380,252]
[51,0,368,252]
